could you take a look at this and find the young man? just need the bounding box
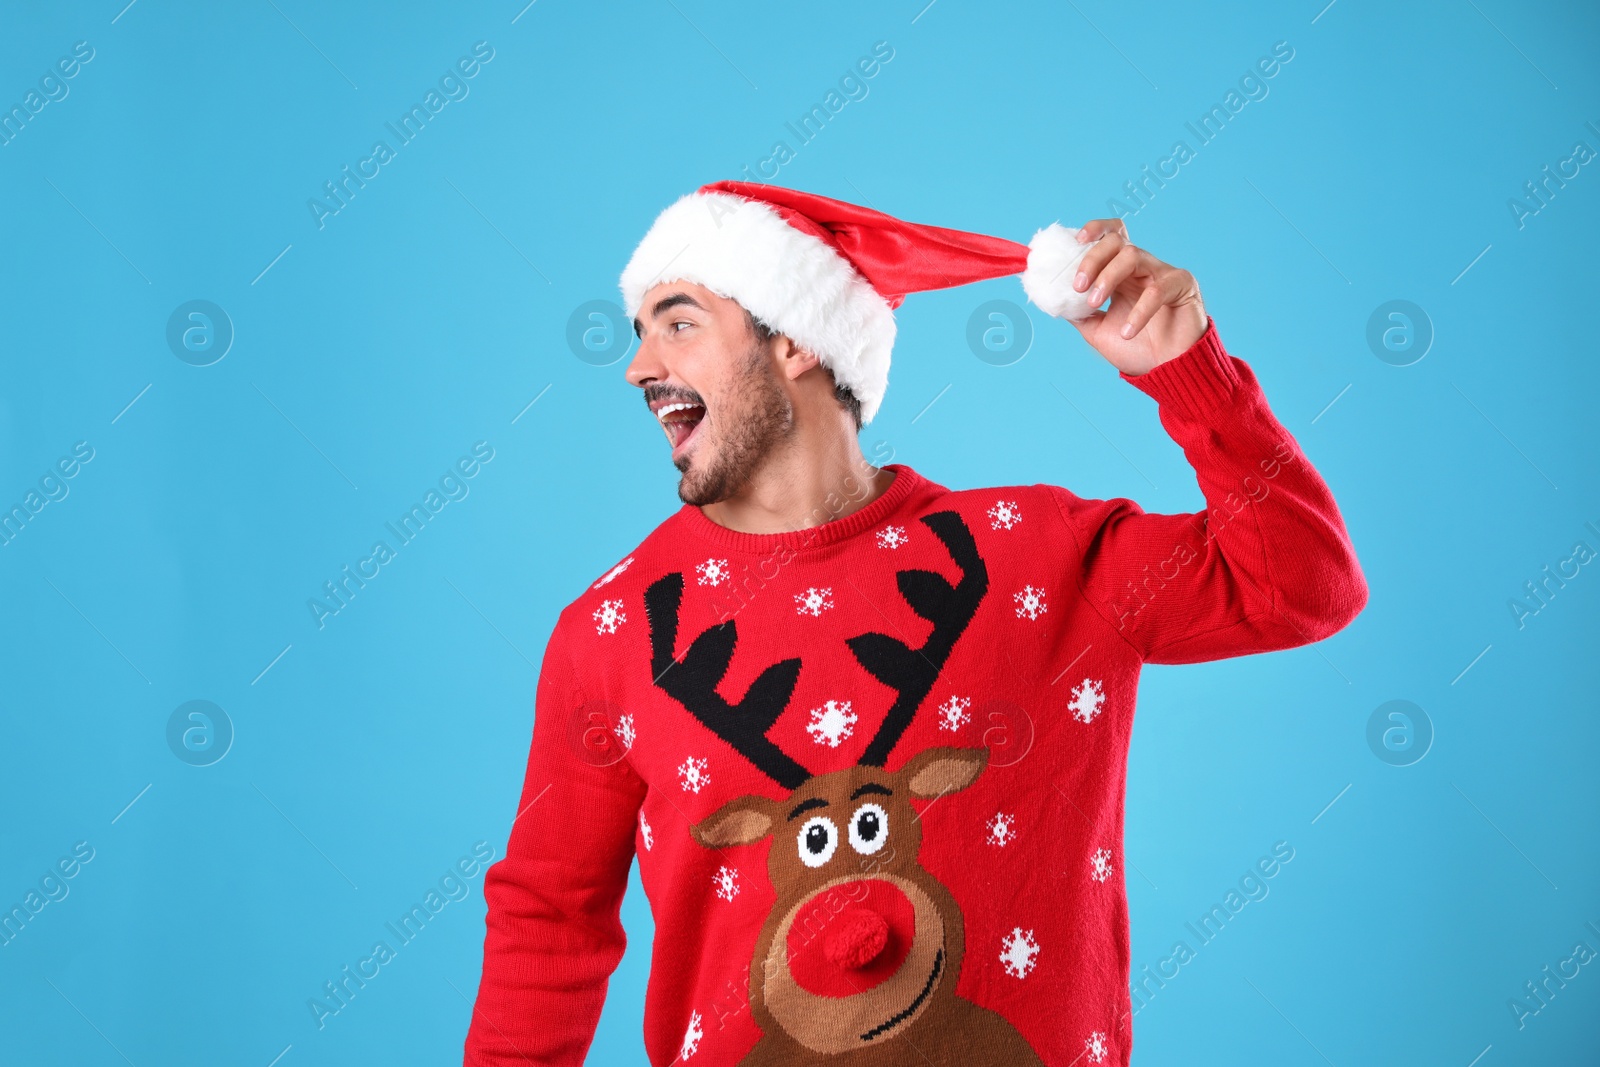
[463,182,1366,1066]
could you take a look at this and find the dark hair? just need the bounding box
[743,307,863,432]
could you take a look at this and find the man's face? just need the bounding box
[626,281,795,506]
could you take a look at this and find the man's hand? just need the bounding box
[1068,218,1208,376]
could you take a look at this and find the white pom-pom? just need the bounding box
[1019,222,1103,321]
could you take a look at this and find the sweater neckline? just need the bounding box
[676,463,926,554]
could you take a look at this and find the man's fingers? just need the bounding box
[1075,218,1129,245]
[1072,228,1125,292]
[1086,243,1146,306]
[1119,283,1169,340]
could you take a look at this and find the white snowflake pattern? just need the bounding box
[795,586,834,617]
[614,714,636,750]
[696,558,731,587]
[593,598,627,635]
[876,525,909,549]
[805,700,857,748]
[987,813,1016,847]
[678,756,710,794]
[999,927,1040,979]
[1090,848,1114,883]
[1069,678,1106,724]
[1085,1031,1109,1064]
[680,1011,703,1060]
[988,500,1023,530]
[592,556,633,589]
[1013,585,1047,621]
[639,812,653,851]
[713,865,741,902]
[936,696,971,732]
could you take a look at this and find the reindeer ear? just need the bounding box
[902,746,989,799]
[691,795,778,848]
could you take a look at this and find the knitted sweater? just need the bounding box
[463,317,1367,1066]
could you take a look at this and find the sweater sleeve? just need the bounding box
[1046,316,1368,664]
[463,612,647,1066]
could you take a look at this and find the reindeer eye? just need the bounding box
[848,803,889,855]
[797,815,838,868]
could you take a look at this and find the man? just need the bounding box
[463,181,1366,1066]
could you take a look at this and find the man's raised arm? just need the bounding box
[1044,220,1367,663]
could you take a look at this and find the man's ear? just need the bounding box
[772,334,822,382]
[691,794,778,848]
[900,746,988,799]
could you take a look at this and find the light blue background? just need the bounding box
[1,1,1596,1064]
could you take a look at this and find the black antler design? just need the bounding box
[644,572,812,790]
[849,511,989,767]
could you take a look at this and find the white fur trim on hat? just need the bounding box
[619,192,897,426]
[1020,223,1104,322]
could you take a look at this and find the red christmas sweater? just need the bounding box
[463,317,1367,1066]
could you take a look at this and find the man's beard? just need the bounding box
[676,340,794,506]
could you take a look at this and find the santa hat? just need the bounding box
[619,180,1103,426]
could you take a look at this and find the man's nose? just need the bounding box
[625,331,665,389]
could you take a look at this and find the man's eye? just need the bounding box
[671,321,693,332]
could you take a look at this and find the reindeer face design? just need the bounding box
[692,747,987,1052]
[645,512,1044,1063]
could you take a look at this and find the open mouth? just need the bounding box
[656,401,706,457]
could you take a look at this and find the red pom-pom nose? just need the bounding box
[787,880,916,996]
[825,908,889,970]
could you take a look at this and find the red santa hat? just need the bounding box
[619,180,1104,425]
